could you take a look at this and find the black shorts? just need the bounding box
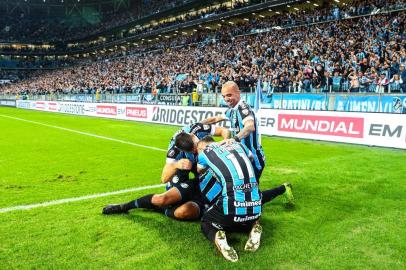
[159,192,206,220]
[201,204,260,233]
[165,169,199,203]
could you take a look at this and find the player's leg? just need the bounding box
[255,164,294,205]
[201,205,238,262]
[244,220,263,252]
[261,183,294,205]
[102,187,181,215]
[163,201,201,220]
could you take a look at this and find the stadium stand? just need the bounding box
[0,0,405,96]
[0,0,201,42]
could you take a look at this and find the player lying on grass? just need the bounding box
[103,130,294,220]
[102,122,230,220]
[197,136,263,262]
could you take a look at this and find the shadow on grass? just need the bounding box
[118,208,284,267]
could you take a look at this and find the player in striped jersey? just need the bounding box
[202,81,293,204]
[102,123,230,220]
[197,136,263,262]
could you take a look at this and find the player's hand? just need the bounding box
[218,138,235,145]
[176,159,192,170]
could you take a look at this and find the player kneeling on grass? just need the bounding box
[102,122,230,220]
[197,136,263,262]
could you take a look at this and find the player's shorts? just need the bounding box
[201,204,260,233]
[165,169,199,203]
[162,191,207,220]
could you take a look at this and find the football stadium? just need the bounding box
[0,0,405,268]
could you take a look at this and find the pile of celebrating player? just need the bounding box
[102,81,294,262]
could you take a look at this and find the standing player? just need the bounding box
[203,81,293,204]
[102,122,230,220]
[197,136,262,262]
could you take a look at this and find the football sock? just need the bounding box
[122,194,155,211]
[262,185,286,204]
[201,220,218,242]
[164,207,176,219]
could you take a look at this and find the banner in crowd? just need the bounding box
[261,94,329,110]
[334,95,406,113]
[142,94,157,105]
[0,100,16,107]
[157,94,182,106]
[125,94,142,103]
[16,100,406,149]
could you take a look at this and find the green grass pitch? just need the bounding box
[0,106,405,270]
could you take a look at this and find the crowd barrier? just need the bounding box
[4,93,406,113]
[0,99,16,107]
[15,100,406,150]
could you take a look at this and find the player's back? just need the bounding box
[199,142,261,216]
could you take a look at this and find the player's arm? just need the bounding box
[161,146,192,183]
[235,119,255,141]
[213,126,231,140]
[240,143,254,162]
[161,162,178,183]
[197,153,208,174]
[201,115,226,124]
[161,159,192,183]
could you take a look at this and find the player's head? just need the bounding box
[197,135,215,153]
[221,81,240,108]
[175,132,195,153]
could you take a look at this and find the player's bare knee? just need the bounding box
[151,194,168,207]
[174,205,199,220]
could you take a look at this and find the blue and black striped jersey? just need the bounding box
[166,123,215,164]
[198,142,262,216]
[199,170,222,204]
[224,100,265,174]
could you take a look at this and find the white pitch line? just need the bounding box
[0,114,166,152]
[0,184,165,213]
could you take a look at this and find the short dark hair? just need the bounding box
[175,132,194,153]
[197,135,215,149]
[201,135,215,143]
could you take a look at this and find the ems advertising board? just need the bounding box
[16,100,406,149]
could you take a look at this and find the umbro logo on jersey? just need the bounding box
[180,183,189,189]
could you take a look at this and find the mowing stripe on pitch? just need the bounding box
[0,114,166,152]
[0,184,165,213]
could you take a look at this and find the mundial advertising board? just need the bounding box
[16,100,406,149]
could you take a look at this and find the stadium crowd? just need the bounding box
[0,0,196,42]
[0,0,405,95]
